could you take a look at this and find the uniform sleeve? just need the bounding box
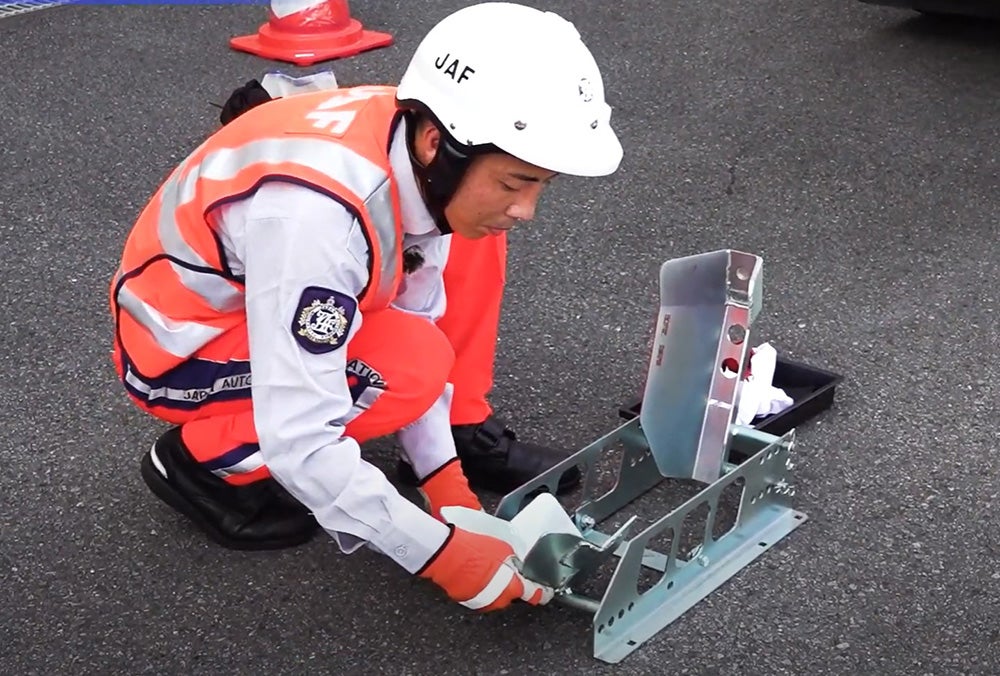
[231,181,450,574]
[389,236,461,479]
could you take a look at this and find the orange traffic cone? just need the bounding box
[230,0,393,67]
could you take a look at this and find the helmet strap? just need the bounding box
[402,107,499,236]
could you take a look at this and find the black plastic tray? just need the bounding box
[617,356,844,440]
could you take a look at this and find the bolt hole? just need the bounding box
[758,541,768,547]
[608,616,615,627]
[727,323,746,345]
[667,580,674,590]
[794,515,804,520]
[618,609,625,619]
[628,602,634,611]
[598,624,604,633]
[627,640,637,647]
[720,357,740,378]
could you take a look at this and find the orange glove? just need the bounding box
[417,458,482,521]
[418,525,554,612]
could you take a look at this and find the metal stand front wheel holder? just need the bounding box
[494,250,811,664]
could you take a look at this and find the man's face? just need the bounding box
[411,118,558,239]
[444,152,557,240]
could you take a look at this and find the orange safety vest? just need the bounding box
[110,85,407,411]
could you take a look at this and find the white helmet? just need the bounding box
[396,2,623,178]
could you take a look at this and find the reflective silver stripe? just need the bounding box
[117,286,224,358]
[363,177,400,308]
[199,137,388,196]
[158,136,400,307]
[210,451,266,479]
[123,135,401,357]
[156,166,245,314]
[123,364,251,403]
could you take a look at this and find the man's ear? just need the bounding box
[413,119,441,167]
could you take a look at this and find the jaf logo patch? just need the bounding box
[292,286,357,354]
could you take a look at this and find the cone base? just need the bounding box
[230,19,393,66]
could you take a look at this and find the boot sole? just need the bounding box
[140,445,317,552]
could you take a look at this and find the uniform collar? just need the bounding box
[389,117,438,236]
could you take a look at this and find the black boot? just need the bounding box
[140,427,319,550]
[397,415,581,495]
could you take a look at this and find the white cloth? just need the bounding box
[735,342,795,426]
[208,118,456,574]
[441,493,580,565]
[260,70,340,98]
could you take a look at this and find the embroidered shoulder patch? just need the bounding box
[292,286,357,354]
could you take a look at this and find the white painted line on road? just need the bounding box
[0,1,71,19]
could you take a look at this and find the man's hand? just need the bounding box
[417,458,482,520]
[418,525,554,611]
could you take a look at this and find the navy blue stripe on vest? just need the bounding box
[121,355,253,411]
[201,443,260,472]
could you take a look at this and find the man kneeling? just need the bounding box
[108,2,622,612]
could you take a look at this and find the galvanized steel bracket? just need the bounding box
[494,250,808,664]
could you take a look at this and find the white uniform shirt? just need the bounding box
[207,119,457,573]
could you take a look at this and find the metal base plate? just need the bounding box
[589,426,804,663]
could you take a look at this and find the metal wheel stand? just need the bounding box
[495,250,809,664]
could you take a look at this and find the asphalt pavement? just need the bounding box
[2,1,999,674]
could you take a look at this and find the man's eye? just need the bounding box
[499,182,517,192]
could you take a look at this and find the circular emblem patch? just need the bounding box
[297,298,349,345]
[291,287,357,354]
